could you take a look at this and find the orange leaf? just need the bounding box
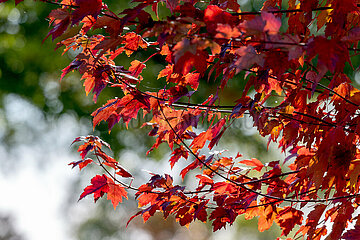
[91,98,119,127]
[239,158,264,172]
[122,32,148,56]
[107,179,128,210]
[258,205,276,232]
[129,60,146,78]
[276,207,303,236]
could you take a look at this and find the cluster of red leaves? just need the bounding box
[4,0,360,238]
[69,136,131,209]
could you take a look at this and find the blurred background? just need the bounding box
[0,0,284,239]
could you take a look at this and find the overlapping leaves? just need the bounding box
[3,0,360,238]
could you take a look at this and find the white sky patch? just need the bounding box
[0,94,91,240]
[0,155,76,240]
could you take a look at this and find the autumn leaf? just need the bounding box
[190,130,212,153]
[68,158,93,170]
[215,24,241,39]
[77,142,94,160]
[173,51,208,76]
[106,178,128,210]
[93,14,123,37]
[44,9,71,42]
[61,59,83,80]
[239,158,264,172]
[211,181,238,195]
[296,204,326,238]
[204,5,235,34]
[306,36,350,73]
[122,32,148,56]
[158,64,173,80]
[240,14,266,35]
[92,98,120,127]
[196,174,214,186]
[317,7,331,30]
[79,174,110,202]
[72,0,103,26]
[276,207,303,236]
[137,192,158,208]
[342,225,360,240]
[258,205,276,232]
[129,60,146,78]
[169,146,188,169]
[209,207,236,231]
[190,118,226,152]
[180,158,202,180]
[262,12,281,35]
[233,46,264,73]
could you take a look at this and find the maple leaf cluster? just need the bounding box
[3,0,360,238]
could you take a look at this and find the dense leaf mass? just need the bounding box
[3,0,360,238]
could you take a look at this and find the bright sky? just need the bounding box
[0,154,76,240]
[0,94,90,240]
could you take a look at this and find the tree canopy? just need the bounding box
[2,0,360,239]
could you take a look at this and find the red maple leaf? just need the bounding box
[44,9,71,42]
[276,207,303,236]
[190,118,226,152]
[173,51,208,76]
[115,166,133,178]
[204,5,235,34]
[258,205,276,232]
[79,174,110,202]
[92,98,120,127]
[92,11,123,36]
[68,158,93,170]
[72,0,103,25]
[212,181,238,195]
[296,204,326,238]
[307,36,350,73]
[123,32,148,56]
[196,175,214,186]
[77,142,94,160]
[343,225,360,240]
[209,207,236,231]
[169,146,188,169]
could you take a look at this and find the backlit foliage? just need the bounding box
[2,0,360,238]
